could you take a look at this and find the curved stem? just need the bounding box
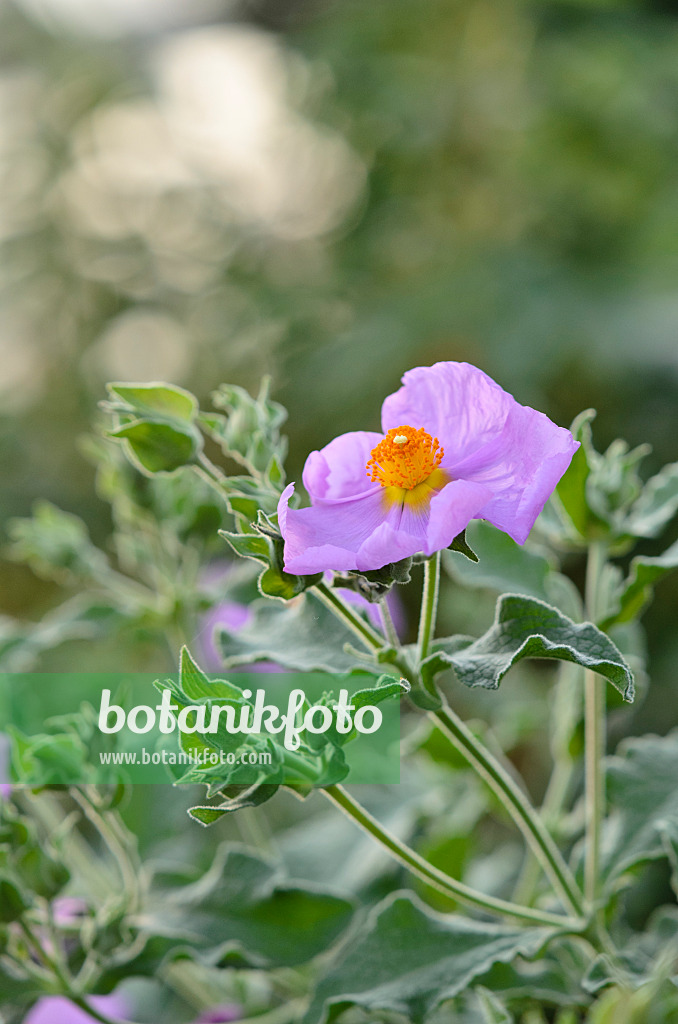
[417,552,441,663]
[314,582,385,652]
[323,784,581,930]
[314,563,585,919]
[584,540,607,909]
[430,703,585,919]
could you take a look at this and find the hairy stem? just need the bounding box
[314,581,386,652]
[417,552,441,663]
[323,784,581,929]
[379,597,400,648]
[314,566,585,919]
[584,540,607,909]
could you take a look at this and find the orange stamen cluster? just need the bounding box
[366,425,444,490]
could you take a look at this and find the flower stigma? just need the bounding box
[366,425,449,510]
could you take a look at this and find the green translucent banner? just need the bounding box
[0,671,403,786]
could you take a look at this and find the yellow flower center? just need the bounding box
[366,425,445,489]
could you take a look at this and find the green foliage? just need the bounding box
[151,845,355,968]
[217,592,382,674]
[107,382,199,422]
[426,594,634,700]
[202,377,288,483]
[603,731,678,887]
[6,501,110,583]
[444,520,582,619]
[151,646,407,809]
[304,893,554,1024]
[109,419,203,475]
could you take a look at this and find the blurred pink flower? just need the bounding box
[193,1006,242,1023]
[24,994,127,1024]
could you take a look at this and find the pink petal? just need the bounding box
[302,431,383,502]
[463,403,580,544]
[381,362,513,466]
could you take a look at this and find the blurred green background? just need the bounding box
[1,0,677,727]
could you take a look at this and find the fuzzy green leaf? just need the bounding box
[600,538,678,629]
[149,846,354,967]
[304,893,554,1024]
[110,419,202,474]
[219,530,270,564]
[107,382,198,422]
[603,730,678,887]
[217,592,386,675]
[624,461,678,538]
[444,521,582,619]
[433,595,634,700]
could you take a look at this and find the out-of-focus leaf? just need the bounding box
[444,521,582,619]
[6,501,109,582]
[106,382,198,422]
[600,538,678,629]
[201,377,287,479]
[624,462,678,538]
[473,987,514,1023]
[217,592,387,675]
[555,409,597,538]
[603,730,678,887]
[431,595,634,700]
[109,419,202,475]
[149,846,354,968]
[304,892,555,1024]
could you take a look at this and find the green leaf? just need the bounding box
[332,557,413,602]
[201,377,288,478]
[448,529,479,562]
[150,846,354,967]
[473,987,514,1024]
[217,592,386,674]
[107,382,198,422]
[219,530,270,564]
[304,893,555,1024]
[432,595,634,700]
[110,419,202,474]
[257,564,323,601]
[7,501,110,582]
[444,521,582,619]
[0,875,30,923]
[179,646,245,701]
[555,409,597,537]
[188,785,280,825]
[600,538,678,629]
[603,730,678,887]
[624,461,678,538]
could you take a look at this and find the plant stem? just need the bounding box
[314,581,386,652]
[20,920,134,1024]
[323,784,581,930]
[418,552,441,663]
[430,703,585,919]
[584,540,607,909]
[314,563,585,919]
[379,597,400,648]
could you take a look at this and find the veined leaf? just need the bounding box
[304,892,555,1024]
[431,595,634,700]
